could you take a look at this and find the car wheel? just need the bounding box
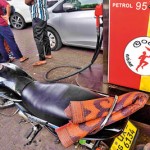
[10,13,26,30]
[47,26,62,51]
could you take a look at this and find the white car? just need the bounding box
[7,0,32,30]
[7,0,58,30]
[47,0,103,51]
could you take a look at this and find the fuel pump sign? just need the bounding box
[108,0,150,92]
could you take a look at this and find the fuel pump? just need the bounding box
[103,0,150,92]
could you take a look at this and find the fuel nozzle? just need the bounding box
[95,4,103,34]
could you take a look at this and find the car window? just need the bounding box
[66,0,102,10]
[47,0,59,8]
[52,0,103,13]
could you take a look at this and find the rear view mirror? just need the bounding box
[63,3,76,12]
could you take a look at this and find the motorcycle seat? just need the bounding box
[22,81,102,127]
[0,63,128,141]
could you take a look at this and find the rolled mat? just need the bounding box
[55,92,149,147]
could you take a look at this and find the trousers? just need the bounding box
[32,18,51,61]
[0,26,23,62]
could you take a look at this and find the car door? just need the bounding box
[60,0,102,49]
[8,0,31,23]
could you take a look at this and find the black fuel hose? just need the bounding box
[44,29,103,83]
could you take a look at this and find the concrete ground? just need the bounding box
[0,25,150,150]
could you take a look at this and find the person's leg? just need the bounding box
[32,18,46,61]
[0,34,9,62]
[4,40,15,62]
[4,40,10,54]
[1,26,28,62]
[43,22,52,58]
[32,18,47,66]
[2,26,23,59]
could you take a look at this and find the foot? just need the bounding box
[9,57,15,63]
[33,60,47,66]
[7,57,15,63]
[45,55,52,59]
[19,57,29,62]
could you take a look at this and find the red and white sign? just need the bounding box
[108,0,150,91]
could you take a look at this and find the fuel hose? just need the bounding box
[44,4,103,83]
[44,31,103,83]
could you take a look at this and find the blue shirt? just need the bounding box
[30,0,49,21]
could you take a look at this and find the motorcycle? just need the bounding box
[0,63,148,149]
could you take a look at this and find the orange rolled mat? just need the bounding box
[55,92,149,147]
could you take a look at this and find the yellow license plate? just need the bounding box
[110,121,137,150]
